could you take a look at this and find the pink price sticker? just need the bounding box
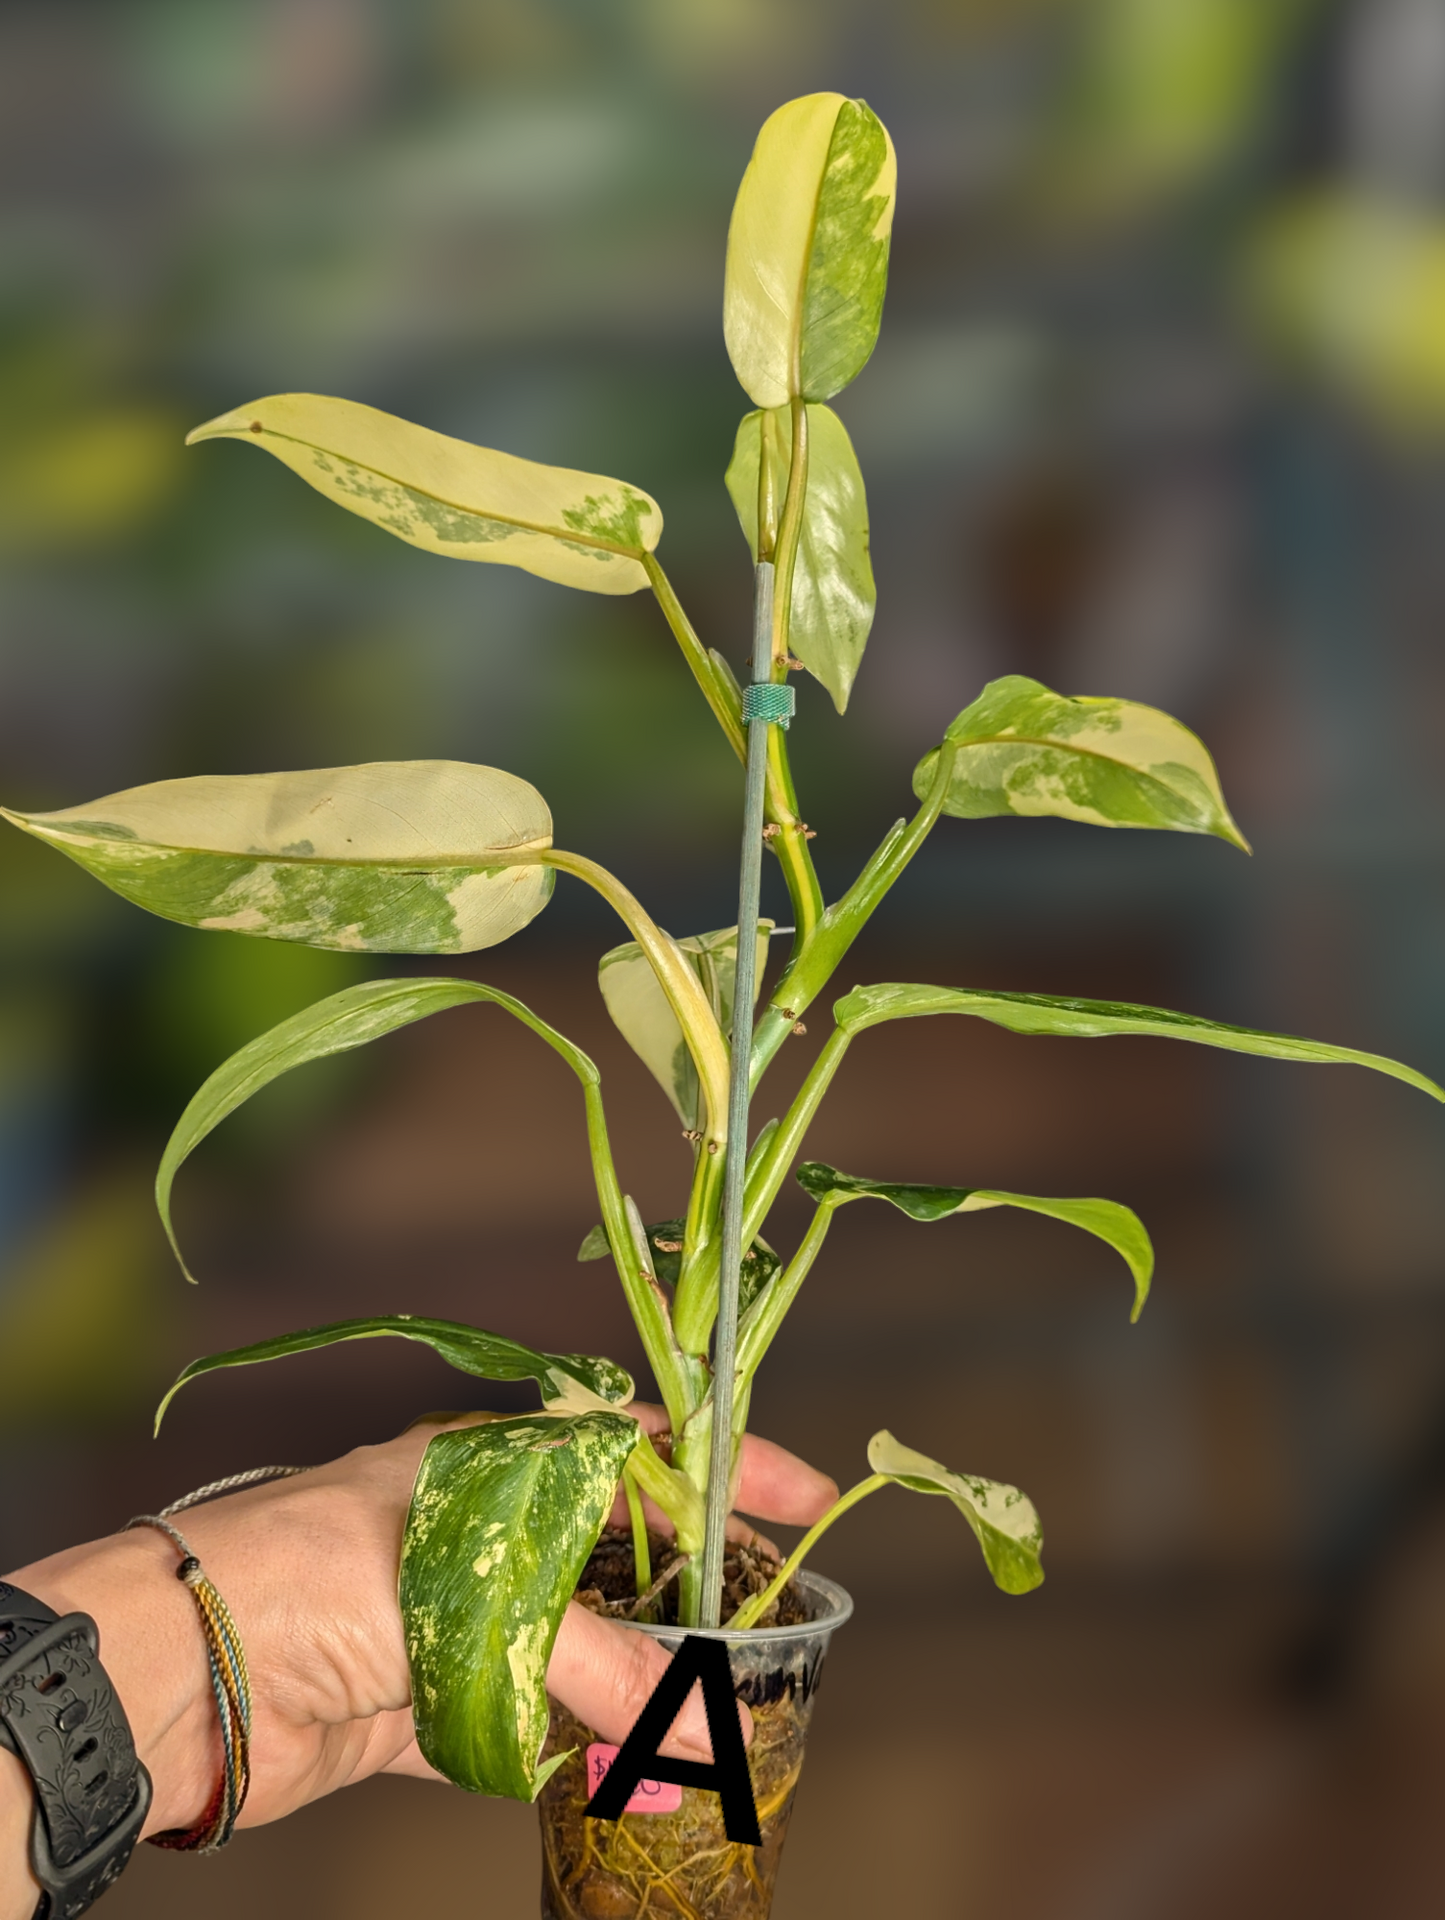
[585,1744,683,1815]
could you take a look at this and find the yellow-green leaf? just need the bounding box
[867,1431,1043,1595]
[2,762,553,953]
[725,403,874,712]
[834,983,1445,1106]
[598,920,773,1131]
[724,94,896,408]
[914,675,1249,848]
[187,393,662,594]
[402,1412,641,1800]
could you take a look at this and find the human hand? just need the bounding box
[1,1403,836,1916]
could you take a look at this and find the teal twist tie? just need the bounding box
[744,683,795,729]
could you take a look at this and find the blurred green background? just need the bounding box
[9,1,1445,1914]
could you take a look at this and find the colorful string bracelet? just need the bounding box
[124,1465,307,1853]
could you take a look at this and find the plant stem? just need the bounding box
[623,1466,652,1602]
[735,1199,838,1386]
[730,1475,889,1631]
[643,554,746,763]
[750,743,958,1084]
[699,560,775,1630]
[538,847,730,1146]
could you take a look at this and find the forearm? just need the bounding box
[1,1531,219,1920]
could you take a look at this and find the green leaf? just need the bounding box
[834,983,1445,1105]
[913,675,1249,849]
[796,1161,1153,1321]
[867,1430,1043,1595]
[402,1412,641,1799]
[2,762,554,954]
[724,94,896,407]
[155,1317,634,1433]
[155,976,602,1280]
[598,921,772,1131]
[186,394,662,595]
[725,403,875,713]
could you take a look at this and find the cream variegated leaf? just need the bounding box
[867,1430,1043,1595]
[401,1412,641,1800]
[187,394,661,594]
[725,403,875,712]
[724,94,896,407]
[914,675,1249,848]
[1,762,553,955]
[598,920,773,1131]
[795,1161,1153,1320]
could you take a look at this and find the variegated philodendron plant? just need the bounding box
[6,93,1443,1802]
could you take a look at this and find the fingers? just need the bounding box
[733,1431,837,1526]
[547,1603,753,1761]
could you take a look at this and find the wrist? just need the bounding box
[0,1748,39,1920]
[5,1534,218,1840]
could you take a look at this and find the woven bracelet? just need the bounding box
[124,1465,307,1853]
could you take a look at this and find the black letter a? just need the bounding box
[584,1634,761,1845]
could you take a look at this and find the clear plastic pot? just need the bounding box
[538,1570,853,1920]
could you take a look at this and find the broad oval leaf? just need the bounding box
[2,762,553,955]
[154,975,600,1280]
[402,1411,641,1799]
[724,94,897,407]
[155,1316,634,1433]
[187,394,662,594]
[913,675,1249,849]
[796,1161,1153,1321]
[867,1430,1043,1596]
[599,921,772,1131]
[834,983,1445,1105]
[725,403,875,712]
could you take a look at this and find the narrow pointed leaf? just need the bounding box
[724,94,896,407]
[155,1317,633,1433]
[402,1412,641,1799]
[187,394,661,594]
[3,762,553,954]
[726,403,875,712]
[156,976,600,1280]
[867,1430,1043,1595]
[796,1161,1152,1320]
[834,983,1445,1105]
[913,675,1249,849]
[598,921,772,1130]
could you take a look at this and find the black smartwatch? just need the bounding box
[0,1583,151,1920]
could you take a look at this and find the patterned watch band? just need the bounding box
[0,1582,152,1920]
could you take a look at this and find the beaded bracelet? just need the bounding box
[124,1466,306,1853]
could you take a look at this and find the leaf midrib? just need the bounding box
[260,428,646,559]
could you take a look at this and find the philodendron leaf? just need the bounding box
[402,1411,640,1799]
[913,675,1249,849]
[867,1431,1043,1595]
[796,1161,1153,1321]
[577,1214,780,1309]
[2,762,553,954]
[155,976,601,1280]
[598,921,773,1132]
[725,403,874,712]
[834,984,1445,1105]
[155,1317,634,1433]
[724,93,896,408]
[187,394,662,595]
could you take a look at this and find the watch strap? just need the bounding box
[0,1582,151,1920]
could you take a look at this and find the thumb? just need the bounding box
[547,1602,753,1762]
